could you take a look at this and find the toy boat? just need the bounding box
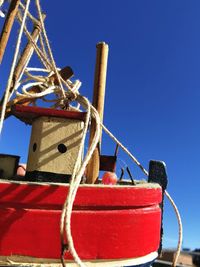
[0,104,168,266]
[0,1,168,266]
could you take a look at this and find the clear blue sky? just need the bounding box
[0,0,200,250]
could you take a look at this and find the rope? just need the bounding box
[16,11,50,70]
[39,32,49,63]
[17,12,73,97]
[102,124,148,176]
[17,33,41,84]
[0,0,4,7]
[165,191,183,267]
[60,95,101,267]
[25,67,53,72]
[0,0,5,18]
[0,0,31,134]
[35,0,66,99]
[19,1,39,24]
[17,9,75,97]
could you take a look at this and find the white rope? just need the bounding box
[0,9,5,18]
[19,1,39,24]
[102,124,149,176]
[16,82,57,98]
[16,34,41,84]
[15,77,81,107]
[0,0,4,7]
[70,80,82,94]
[17,9,74,96]
[60,96,101,267]
[35,0,66,99]
[25,67,53,72]
[16,9,50,70]
[0,0,5,18]
[165,191,183,267]
[0,0,31,134]
[39,32,49,63]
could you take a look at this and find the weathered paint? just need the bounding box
[0,182,162,260]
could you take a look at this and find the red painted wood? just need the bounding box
[0,182,162,260]
[0,182,162,209]
[11,105,86,124]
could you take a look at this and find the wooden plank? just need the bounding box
[86,42,109,183]
[0,0,20,64]
[11,105,86,123]
[0,252,158,266]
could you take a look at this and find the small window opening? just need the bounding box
[57,144,67,153]
[33,143,37,152]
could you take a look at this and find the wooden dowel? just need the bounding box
[13,14,46,85]
[0,0,20,64]
[86,42,109,184]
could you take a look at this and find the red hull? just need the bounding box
[0,181,162,260]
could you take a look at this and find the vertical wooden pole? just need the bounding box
[0,0,21,64]
[86,42,109,184]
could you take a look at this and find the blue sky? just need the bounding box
[0,0,200,250]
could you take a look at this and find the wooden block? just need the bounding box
[0,154,19,178]
[26,116,84,176]
[100,155,117,172]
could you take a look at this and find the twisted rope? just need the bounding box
[165,191,183,267]
[19,1,39,24]
[102,124,148,176]
[35,0,65,99]
[16,11,50,70]
[39,32,49,62]
[60,95,101,267]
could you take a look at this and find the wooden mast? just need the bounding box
[86,42,109,183]
[0,0,20,64]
